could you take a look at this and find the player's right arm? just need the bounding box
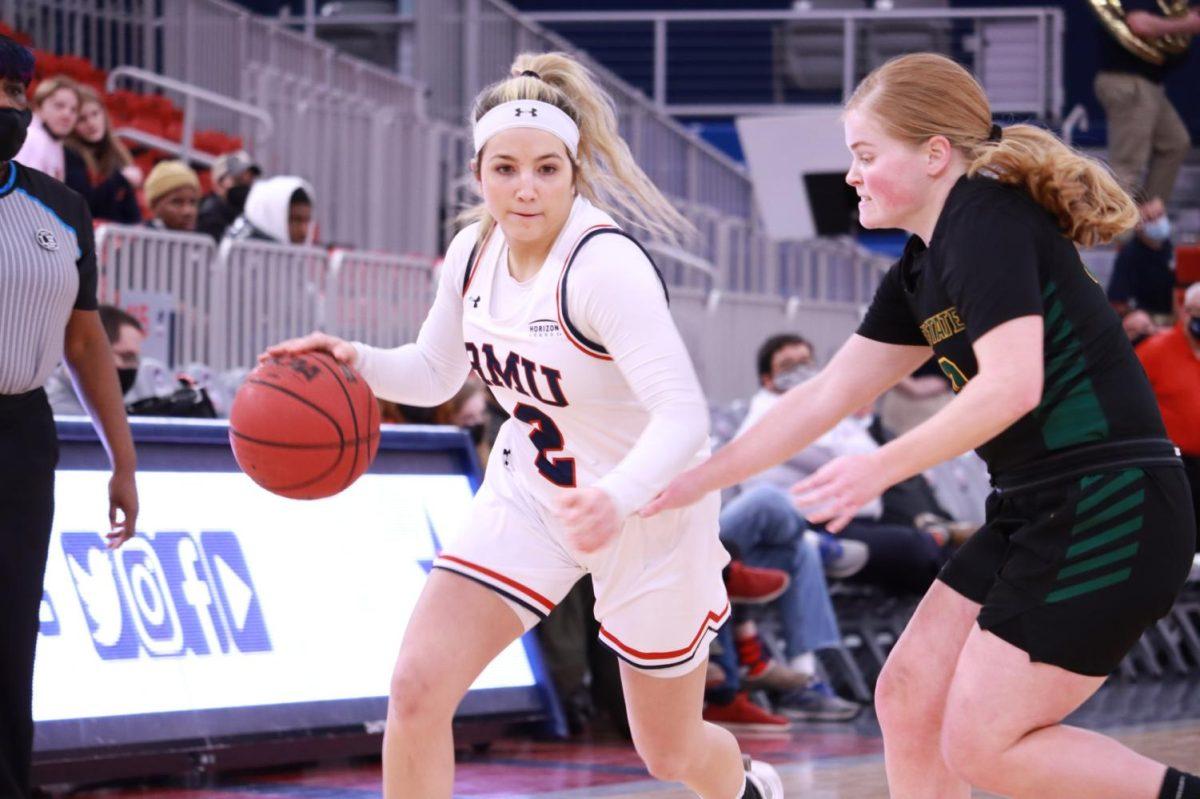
[262,227,477,406]
[642,334,929,514]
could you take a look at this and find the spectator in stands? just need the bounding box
[879,358,953,437]
[143,160,200,232]
[740,333,948,595]
[226,175,315,245]
[45,305,144,416]
[197,149,259,242]
[14,74,79,181]
[64,84,142,224]
[1122,308,1160,348]
[1107,225,1176,318]
[1093,0,1197,221]
[1136,282,1200,549]
[432,375,490,464]
[718,485,861,721]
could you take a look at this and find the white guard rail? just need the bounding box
[212,239,330,371]
[325,250,436,349]
[94,225,219,368]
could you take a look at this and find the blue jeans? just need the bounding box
[719,485,843,659]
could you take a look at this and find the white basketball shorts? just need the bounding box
[433,455,730,678]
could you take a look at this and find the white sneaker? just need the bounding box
[744,757,784,798]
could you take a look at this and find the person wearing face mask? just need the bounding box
[197,150,259,242]
[0,37,138,799]
[45,305,147,415]
[63,84,142,224]
[737,334,948,597]
[1107,213,1176,318]
[14,75,80,181]
[1137,281,1200,551]
[647,53,1197,799]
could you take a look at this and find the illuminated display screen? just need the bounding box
[34,420,549,754]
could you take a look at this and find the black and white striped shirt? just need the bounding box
[0,162,98,394]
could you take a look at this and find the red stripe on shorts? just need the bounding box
[436,554,557,613]
[598,601,731,661]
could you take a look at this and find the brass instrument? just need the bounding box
[1089,0,1194,65]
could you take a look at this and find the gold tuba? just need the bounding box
[1089,0,1194,65]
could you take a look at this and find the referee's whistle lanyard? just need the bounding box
[0,107,31,162]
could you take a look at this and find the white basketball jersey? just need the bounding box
[453,197,699,511]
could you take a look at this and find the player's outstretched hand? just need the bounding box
[790,453,888,533]
[554,487,620,554]
[639,468,706,518]
[259,332,359,368]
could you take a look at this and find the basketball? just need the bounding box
[229,351,381,499]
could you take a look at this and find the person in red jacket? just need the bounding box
[1137,281,1200,550]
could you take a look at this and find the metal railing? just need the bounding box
[525,7,1066,122]
[325,250,435,349]
[212,238,330,370]
[408,0,756,220]
[94,225,220,368]
[107,66,274,165]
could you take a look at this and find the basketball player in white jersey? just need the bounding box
[264,52,783,799]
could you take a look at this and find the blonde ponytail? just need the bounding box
[460,52,693,244]
[847,53,1138,246]
[967,126,1138,247]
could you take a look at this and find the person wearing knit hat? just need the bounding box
[144,159,200,231]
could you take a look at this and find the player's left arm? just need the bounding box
[551,236,709,551]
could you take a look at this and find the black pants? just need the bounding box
[1183,455,1200,554]
[0,390,57,799]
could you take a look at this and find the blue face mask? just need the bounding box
[1188,317,1200,340]
[1141,215,1172,245]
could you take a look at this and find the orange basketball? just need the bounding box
[229,351,380,499]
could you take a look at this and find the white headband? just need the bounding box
[473,99,580,158]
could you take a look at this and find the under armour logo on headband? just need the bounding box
[474,99,580,156]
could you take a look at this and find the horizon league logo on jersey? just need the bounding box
[59,531,271,660]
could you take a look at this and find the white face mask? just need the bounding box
[1141,215,1172,245]
[772,364,818,393]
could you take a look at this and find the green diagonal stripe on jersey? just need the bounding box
[1081,473,1106,489]
[1066,515,1144,559]
[1035,282,1109,449]
[1072,490,1145,535]
[1045,567,1133,604]
[1056,542,1140,581]
[1076,469,1143,516]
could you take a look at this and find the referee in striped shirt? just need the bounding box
[0,37,138,798]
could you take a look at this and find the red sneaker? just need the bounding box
[703,692,791,732]
[726,561,790,605]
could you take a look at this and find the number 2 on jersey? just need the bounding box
[513,403,577,487]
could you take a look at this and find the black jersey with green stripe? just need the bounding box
[857,175,1166,478]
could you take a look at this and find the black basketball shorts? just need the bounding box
[939,441,1196,676]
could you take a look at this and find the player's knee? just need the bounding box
[388,665,446,724]
[632,737,693,783]
[874,657,929,733]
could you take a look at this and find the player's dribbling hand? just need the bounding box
[553,487,620,554]
[638,468,705,517]
[790,452,890,533]
[259,332,359,368]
